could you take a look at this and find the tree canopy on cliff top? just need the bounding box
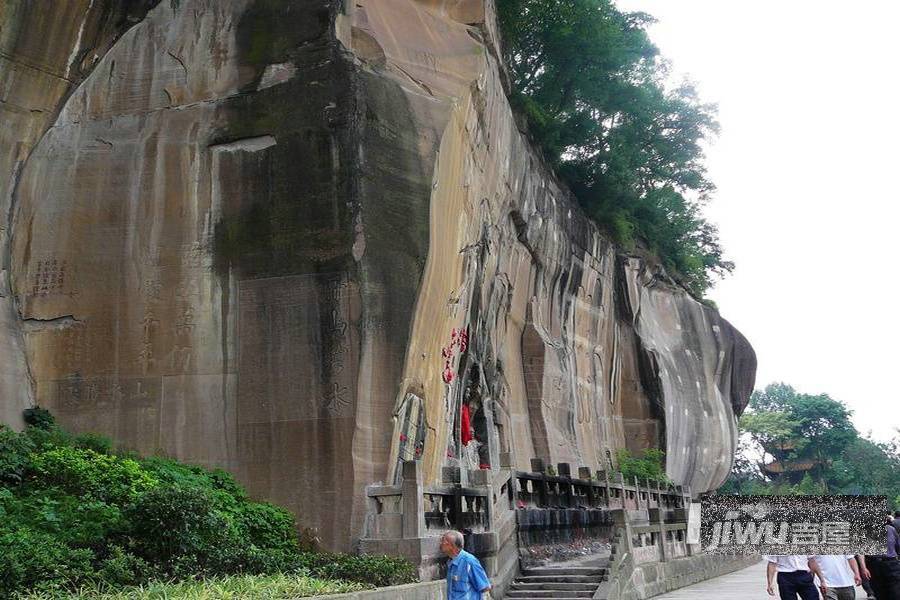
[497,0,731,296]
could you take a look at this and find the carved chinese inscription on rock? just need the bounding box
[138,309,159,374]
[237,273,358,425]
[48,376,159,412]
[170,303,195,373]
[31,258,68,297]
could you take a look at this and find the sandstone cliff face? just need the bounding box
[0,0,755,550]
[0,0,159,429]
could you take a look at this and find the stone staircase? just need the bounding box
[504,564,607,599]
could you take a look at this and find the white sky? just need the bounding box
[614,0,900,441]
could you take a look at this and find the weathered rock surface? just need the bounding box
[0,0,755,550]
[0,0,160,429]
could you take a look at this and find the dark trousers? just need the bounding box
[862,575,876,597]
[868,557,900,600]
[777,570,819,600]
[859,555,876,597]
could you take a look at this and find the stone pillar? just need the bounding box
[579,467,594,507]
[558,463,572,507]
[600,470,611,508]
[470,469,492,531]
[654,507,668,563]
[401,461,425,538]
[611,508,635,560]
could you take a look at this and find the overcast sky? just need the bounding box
[614,0,900,441]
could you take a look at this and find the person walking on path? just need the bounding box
[765,555,828,600]
[812,555,861,600]
[860,516,900,599]
[441,530,492,600]
[855,555,876,600]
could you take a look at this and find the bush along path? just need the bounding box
[0,408,416,598]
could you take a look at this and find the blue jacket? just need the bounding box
[447,549,491,600]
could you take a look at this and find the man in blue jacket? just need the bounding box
[441,530,492,600]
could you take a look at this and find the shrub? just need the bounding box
[0,527,94,597]
[29,447,157,504]
[124,486,233,576]
[233,501,299,554]
[139,458,247,510]
[72,432,115,455]
[25,424,76,452]
[0,425,33,484]
[2,409,416,596]
[616,448,670,483]
[23,407,55,430]
[96,546,152,587]
[298,553,417,587]
[2,489,124,548]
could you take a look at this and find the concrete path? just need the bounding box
[653,559,869,599]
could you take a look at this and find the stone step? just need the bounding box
[511,581,598,591]
[522,567,605,577]
[505,590,595,599]
[516,575,604,584]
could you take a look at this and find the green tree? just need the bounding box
[740,410,801,460]
[829,436,900,496]
[747,383,856,490]
[718,434,766,494]
[721,383,900,499]
[792,472,825,495]
[497,0,731,295]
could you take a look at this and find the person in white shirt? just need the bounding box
[764,555,828,599]
[812,555,861,600]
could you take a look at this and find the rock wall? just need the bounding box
[0,0,159,429]
[0,0,755,551]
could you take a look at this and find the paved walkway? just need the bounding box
[654,559,869,599]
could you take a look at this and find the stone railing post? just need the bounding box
[654,507,668,563]
[401,460,425,538]
[612,508,635,560]
[558,463,573,507]
[470,469,492,530]
[578,466,594,507]
[601,470,611,507]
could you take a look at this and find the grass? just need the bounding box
[17,573,374,600]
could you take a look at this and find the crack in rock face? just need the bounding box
[20,315,82,332]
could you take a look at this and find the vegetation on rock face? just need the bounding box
[0,410,416,598]
[720,383,900,507]
[496,0,731,296]
[616,448,671,484]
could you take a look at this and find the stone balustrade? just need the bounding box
[514,458,690,513]
[360,458,694,595]
[361,460,517,587]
